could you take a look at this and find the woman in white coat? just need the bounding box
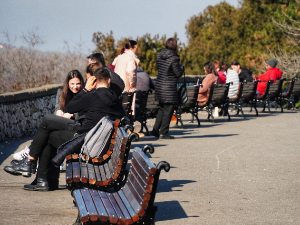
[113,40,140,92]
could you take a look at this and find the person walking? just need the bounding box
[150,38,184,139]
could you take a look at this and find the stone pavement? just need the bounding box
[0,108,300,225]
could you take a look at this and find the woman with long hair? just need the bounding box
[197,61,219,104]
[150,38,184,139]
[5,70,87,191]
[55,70,84,119]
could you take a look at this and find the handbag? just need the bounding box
[177,67,188,104]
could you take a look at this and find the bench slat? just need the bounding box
[72,162,80,183]
[118,190,140,223]
[73,190,89,223]
[93,164,102,186]
[112,192,134,224]
[107,192,128,223]
[121,185,142,215]
[98,191,119,224]
[128,165,152,204]
[99,164,107,186]
[66,162,73,184]
[103,162,112,184]
[89,189,109,222]
[132,148,156,176]
[80,161,88,183]
[81,189,99,222]
[87,163,96,185]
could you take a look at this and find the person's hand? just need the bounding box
[85,76,97,91]
[252,74,257,80]
[129,86,136,92]
[55,110,64,117]
[63,113,74,119]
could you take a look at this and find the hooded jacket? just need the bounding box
[155,48,183,104]
[256,67,283,94]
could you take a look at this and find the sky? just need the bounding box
[0,0,239,54]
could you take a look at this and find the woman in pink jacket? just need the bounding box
[113,40,140,92]
[198,61,219,103]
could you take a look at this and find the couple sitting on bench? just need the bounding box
[4,67,125,191]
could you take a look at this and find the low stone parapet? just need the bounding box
[0,84,62,142]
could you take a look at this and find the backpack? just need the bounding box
[80,116,114,160]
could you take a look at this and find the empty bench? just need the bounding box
[72,147,170,225]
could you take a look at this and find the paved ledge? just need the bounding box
[0,83,63,104]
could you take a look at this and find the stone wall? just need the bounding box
[0,84,62,142]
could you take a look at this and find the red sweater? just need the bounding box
[256,68,283,94]
[218,71,226,84]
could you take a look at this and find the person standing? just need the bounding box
[151,38,184,139]
[114,40,139,92]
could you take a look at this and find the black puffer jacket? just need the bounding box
[155,48,183,104]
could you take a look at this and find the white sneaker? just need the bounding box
[13,146,30,161]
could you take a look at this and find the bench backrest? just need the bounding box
[268,79,284,98]
[207,83,230,106]
[241,81,258,102]
[179,85,200,109]
[257,80,272,99]
[135,90,150,119]
[292,79,300,97]
[229,82,243,102]
[122,148,157,218]
[105,127,129,183]
[145,90,160,118]
[120,91,135,117]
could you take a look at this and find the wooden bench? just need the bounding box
[134,90,159,136]
[281,77,300,109]
[134,89,152,136]
[257,78,285,112]
[174,85,200,128]
[232,81,259,117]
[197,83,231,124]
[72,147,170,225]
[65,127,141,191]
[121,91,136,123]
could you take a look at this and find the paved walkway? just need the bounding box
[0,108,300,224]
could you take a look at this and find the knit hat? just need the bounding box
[267,59,278,68]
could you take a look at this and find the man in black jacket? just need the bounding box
[87,52,125,97]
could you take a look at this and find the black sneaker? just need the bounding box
[10,159,38,174]
[150,130,159,138]
[159,134,175,139]
[24,178,49,192]
[4,157,33,177]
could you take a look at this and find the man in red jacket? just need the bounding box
[256,59,283,95]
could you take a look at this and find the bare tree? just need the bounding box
[271,2,300,79]
[0,27,87,94]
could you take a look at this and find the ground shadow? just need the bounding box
[154,200,198,222]
[172,133,238,139]
[157,178,196,193]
